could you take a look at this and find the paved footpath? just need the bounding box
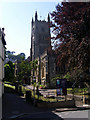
[2,93,52,120]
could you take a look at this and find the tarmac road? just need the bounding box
[2,93,63,120]
[54,109,90,120]
[2,92,90,120]
[2,86,90,120]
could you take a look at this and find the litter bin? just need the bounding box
[26,91,31,102]
[85,97,90,105]
[85,97,88,104]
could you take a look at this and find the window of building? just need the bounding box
[42,67,44,78]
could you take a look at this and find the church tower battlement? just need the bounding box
[31,11,51,61]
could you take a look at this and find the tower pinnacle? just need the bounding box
[48,14,50,23]
[32,17,34,27]
[35,11,38,21]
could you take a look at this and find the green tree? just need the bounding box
[17,60,38,84]
[4,61,15,82]
[6,51,25,62]
[30,60,38,71]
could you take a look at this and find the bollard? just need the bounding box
[15,84,18,93]
[19,86,22,95]
[36,86,39,99]
[15,81,19,94]
[26,91,32,102]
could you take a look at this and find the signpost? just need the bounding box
[56,79,67,101]
[56,79,67,88]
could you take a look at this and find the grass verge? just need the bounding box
[4,83,15,90]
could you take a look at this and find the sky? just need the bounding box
[0,0,63,58]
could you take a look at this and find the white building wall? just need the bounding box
[0,28,6,120]
[0,36,2,58]
[2,45,4,79]
[0,30,3,81]
[0,29,2,120]
[0,59,2,80]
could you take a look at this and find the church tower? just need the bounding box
[31,12,51,61]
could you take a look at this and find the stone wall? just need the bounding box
[37,100,75,108]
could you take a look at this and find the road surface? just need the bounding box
[53,109,90,120]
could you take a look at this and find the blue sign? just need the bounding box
[56,88,67,96]
[56,79,61,88]
[60,79,67,88]
[56,79,67,88]
[56,88,62,96]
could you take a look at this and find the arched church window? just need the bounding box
[42,67,44,78]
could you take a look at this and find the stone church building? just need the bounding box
[30,12,64,88]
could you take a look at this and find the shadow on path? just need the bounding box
[2,87,63,120]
